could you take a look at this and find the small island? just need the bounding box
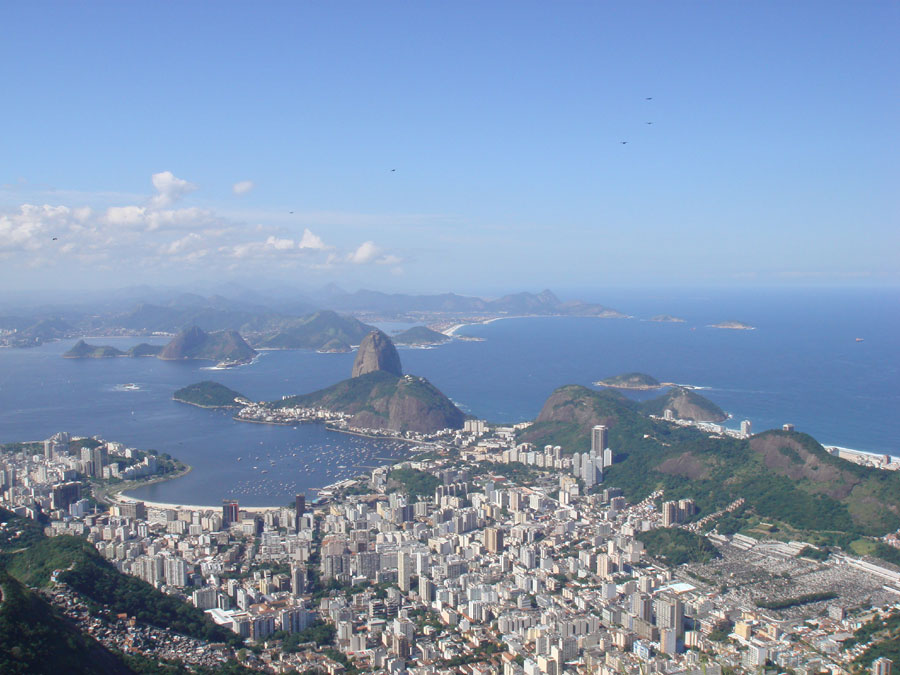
[392,326,452,346]
[63,340,125,359]
[173,381,250,408]
[709,320,756,330]
[595,372,665,390]
[649,314,686,323]
[63,340,165,359]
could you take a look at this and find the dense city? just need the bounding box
[2,413,899,675]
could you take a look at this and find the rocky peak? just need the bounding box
[351,329,402,378]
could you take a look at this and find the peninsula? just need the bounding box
[234,329,465,434]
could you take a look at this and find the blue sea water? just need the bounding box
[0,287,897,505]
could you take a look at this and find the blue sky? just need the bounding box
[1,1,897,294]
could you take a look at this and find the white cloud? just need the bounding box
[232,180,254,196]
[348,241,380,264]
[347,241,403,266]
[0,174,409,276]
[266,236,296,251]
[149,171,197,208]
[105,205,146,226]
[298,228,328,250]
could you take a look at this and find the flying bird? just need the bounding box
[646,122,653,125]
[52,237,58,241]
[289,211,294,214]
[620,141,628,145]
[645,97,653,100]
[391,169,396,172]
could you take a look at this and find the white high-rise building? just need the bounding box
[741,419,752,437]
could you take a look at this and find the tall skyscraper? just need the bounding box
[591,425,608,454]
[294,494,306,532]
[222,499,239,526]
[290,564,306,596]
[485,527,504,553]
[741,420,752,437]
[397,552,411,592]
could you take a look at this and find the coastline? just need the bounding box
[442,312,630,337]
[98,462,194,506]
[115,494,281,513]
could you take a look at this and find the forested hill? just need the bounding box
[519,384,900,536]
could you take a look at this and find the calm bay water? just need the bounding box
[0,287,897,505]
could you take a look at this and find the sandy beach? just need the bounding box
[114,493,283,513]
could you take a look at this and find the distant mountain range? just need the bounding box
[2,287,627,348]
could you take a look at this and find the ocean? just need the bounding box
[0,286,896,506]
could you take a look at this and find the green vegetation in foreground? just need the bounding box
[596,372,661,388]
[754,591,837,611]
[637,528,720,565]
[519,384,900,537]
[174,381,249,408]
[387,468,441,499]
[0,568,132,675]
[2,536,240,647]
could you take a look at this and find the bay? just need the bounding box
[0,286,897,506]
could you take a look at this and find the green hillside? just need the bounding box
[391,326,451,346]
[3,536,239,646]
[174,381,249,408]
[158,326,256,363]
[596,372,661,389]
[0,568,133,675]
[63,340,125,359]
[126,343,163,357]
[0,506,46,551]
[255,310,373,351]
[637,529,720,565]
[641,386,727,422]
[274,370,464,433]
[520,384,900,536]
